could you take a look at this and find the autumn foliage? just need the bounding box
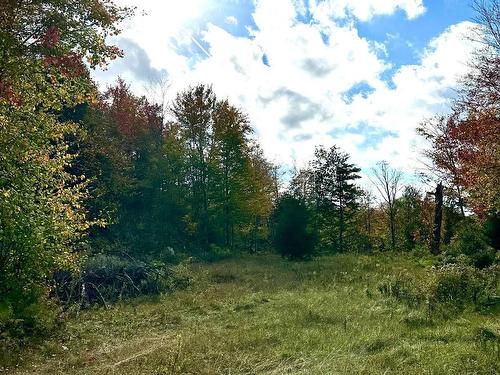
[419,0,500,217]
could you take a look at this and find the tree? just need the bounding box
[171,85,216,250]
[418,1,500,217]
[454,0,499,216]
[417,116,467,216]
[460,0,500,113]
[353,189,377,252]
[169,86,276,252]
[429,183,444,255]
[396,186,424,251]
[450,113,499,216]
[292,146,361,252]
[0,0,130,326]
[241,145,276,252]
[273,195,315,260]
[370,161,403,250]
[83,79,175,256]
[210,100,252,247]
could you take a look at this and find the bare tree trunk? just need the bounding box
[456,185,466,217]
[370,161,402,251]
[431,182,444,255]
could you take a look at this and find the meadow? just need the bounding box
[6,253,498,375]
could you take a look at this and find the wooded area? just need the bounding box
[0,0,499,372]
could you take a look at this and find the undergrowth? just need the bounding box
[2,253,499,374]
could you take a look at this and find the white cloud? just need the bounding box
[342,21,476,170]
[309,0,426,22]
[225,16,238,26]
[93,0,477,182]
[111,0,212,68]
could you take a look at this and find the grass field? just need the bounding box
[5,253,499,374]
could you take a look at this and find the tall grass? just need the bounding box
[3,253,499,374]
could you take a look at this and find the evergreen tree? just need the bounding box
[310,146,361,252]
[273,195,315,259]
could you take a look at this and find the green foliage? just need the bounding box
[1,0,498,362]
[0,0,131,338]
[78,82,276,258]
[0,298,59,337]
[379,271,429,308]
[395,186,427,251]
[380,264,499,314]
[75,80,186,258]
[483,212,500,250]
[273,195,315,260]
[429,265,497,311]
[444,220,497,268]
[0,0,131,72]
[290,145,361,253]
[0,98,89,315]
[168,85,275,252]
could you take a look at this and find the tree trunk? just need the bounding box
[456,185,465,217]
[339,208,344,253]
[389,208,396,250]
[431,182,444,255]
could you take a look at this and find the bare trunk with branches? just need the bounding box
[370,161,403,250]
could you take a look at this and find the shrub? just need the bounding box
[273,195,316,260]
[0,286,62,342]
[53,255,193,307]
[430,264,498,310]
[0,296,61,365]
[379,264,499,314]
[378,272,429,308]
[444,220,497,268]
[197,244,234,262]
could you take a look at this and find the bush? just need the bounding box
[429,264,499,311]
[54,255,192,307]
[0,298,59,340]
[378,272,429,308]
[0,296,61,366]
[444,220,497,268]
[379,264,499,314]
[273,195,316,260]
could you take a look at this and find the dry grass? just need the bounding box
[4,253,499,374]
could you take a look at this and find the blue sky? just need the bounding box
[167,0,476,71]
[94,0,479,184]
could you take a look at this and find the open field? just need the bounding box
[5,254,499,374]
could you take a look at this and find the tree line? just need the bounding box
[77,80,277,258]
[0,0,498,342]
[274,1,499,259]
[0,0,279,335]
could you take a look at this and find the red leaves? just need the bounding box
[0,80,22,106]
[419,111,499,217]
[100,79,163,149]
[449,113,500,216]
[39,26,87,78]
[41,26,60,49]
[43,53,87,78]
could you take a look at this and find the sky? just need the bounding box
[93,0,479,184]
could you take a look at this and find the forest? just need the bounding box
[0,0,499,374]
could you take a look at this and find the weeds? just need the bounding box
[2,253,499,374]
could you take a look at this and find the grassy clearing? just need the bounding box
[4,253,499,374]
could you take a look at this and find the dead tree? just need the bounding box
[370,161,403,250]
[429,182,444,255]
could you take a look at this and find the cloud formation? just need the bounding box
[309,0,426,22]
[94,0,477,179]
